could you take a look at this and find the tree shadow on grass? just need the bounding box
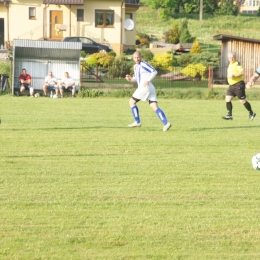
[4,153,118,158]
[189,125,260,131]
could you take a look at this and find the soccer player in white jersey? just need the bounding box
[125,51,171,131]
[247,65,260,88]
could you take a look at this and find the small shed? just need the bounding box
[213,34,260,79]
[12,39,82,94]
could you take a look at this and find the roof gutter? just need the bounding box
[120,0,125,54]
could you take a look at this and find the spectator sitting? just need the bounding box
[59,72,76,98]
[19,68,34,97]
[43,71,59,98]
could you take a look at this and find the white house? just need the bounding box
[0,0,139,54]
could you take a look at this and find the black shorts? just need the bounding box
[226,81,246,100]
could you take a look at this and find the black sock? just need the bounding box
[243,101,253,114]
[226,102,232,116]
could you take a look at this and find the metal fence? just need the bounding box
[81,63,210,89]
[80,63,260,89]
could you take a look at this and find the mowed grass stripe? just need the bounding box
[1,96,260,259]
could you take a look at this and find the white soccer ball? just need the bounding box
[34,93,39,97]
[252,153,260,170]
[53,94,58,98]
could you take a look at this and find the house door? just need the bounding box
[50,11,63,39]
[0,19,4,47]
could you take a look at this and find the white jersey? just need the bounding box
[256,66,260,75]
[131,60,158,102]
[45,75,57,85]
[61,76,74,86]
[131,60,157,87]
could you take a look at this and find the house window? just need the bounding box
[29,7,36,20]
[77,9,84,21]
[249,0,253,6]
[125,13,133,20]
[95,10,114,28]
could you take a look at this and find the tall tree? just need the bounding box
[215,0,240,15]
[147,0,219,15]
[184,0,218,14]
[163,21,180,44]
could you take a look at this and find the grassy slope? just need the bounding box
[136,3,260,52]
[1,96,260,259]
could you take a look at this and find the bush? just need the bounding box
[139,37,150,47]
[190,38,201,54]
[108,59,133,78]
[81,51,87,58]
[78,88,103,98]
[191,52,220,68]
[109,51,117,57]
[0,60,10,75]
[150,53,176,71]
[136,32,150,40]
[177,53,193,67]
[139,49,154,62]
[179,29,195,43]
[85,52,115,67]
[181,63,207,78]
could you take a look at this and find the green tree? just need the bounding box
[179,29,195,43]
[215,0,240,15]
[147,0,219,15]
[147,0,185,17]
[163,21,179,44]
[184,0,218,14]
[190,38,201,55]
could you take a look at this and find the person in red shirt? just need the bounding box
[19,68,34,97]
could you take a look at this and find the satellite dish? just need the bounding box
[124,19,134,30]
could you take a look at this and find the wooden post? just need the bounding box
[200,0,203,28]
[96,64,98,82]
[208,66,213,88]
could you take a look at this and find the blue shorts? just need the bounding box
[59,85,76,91]
[47,85,58,91]
[20,84,31,90]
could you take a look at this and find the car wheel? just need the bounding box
[99,49,107,53]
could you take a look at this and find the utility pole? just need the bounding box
[200,0,203,28]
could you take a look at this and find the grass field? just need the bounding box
[1,95,260,259]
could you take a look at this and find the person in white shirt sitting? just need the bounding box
[59,72,76,98]
[43,71,59,97]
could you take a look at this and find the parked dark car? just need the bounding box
[62,37,113,54]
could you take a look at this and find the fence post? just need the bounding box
[96,64,99,82]
[208,66,213,88]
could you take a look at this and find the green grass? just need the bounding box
[1,95,260,259]
[136,5,260,52]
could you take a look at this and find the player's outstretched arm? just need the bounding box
[246,73,259,88]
